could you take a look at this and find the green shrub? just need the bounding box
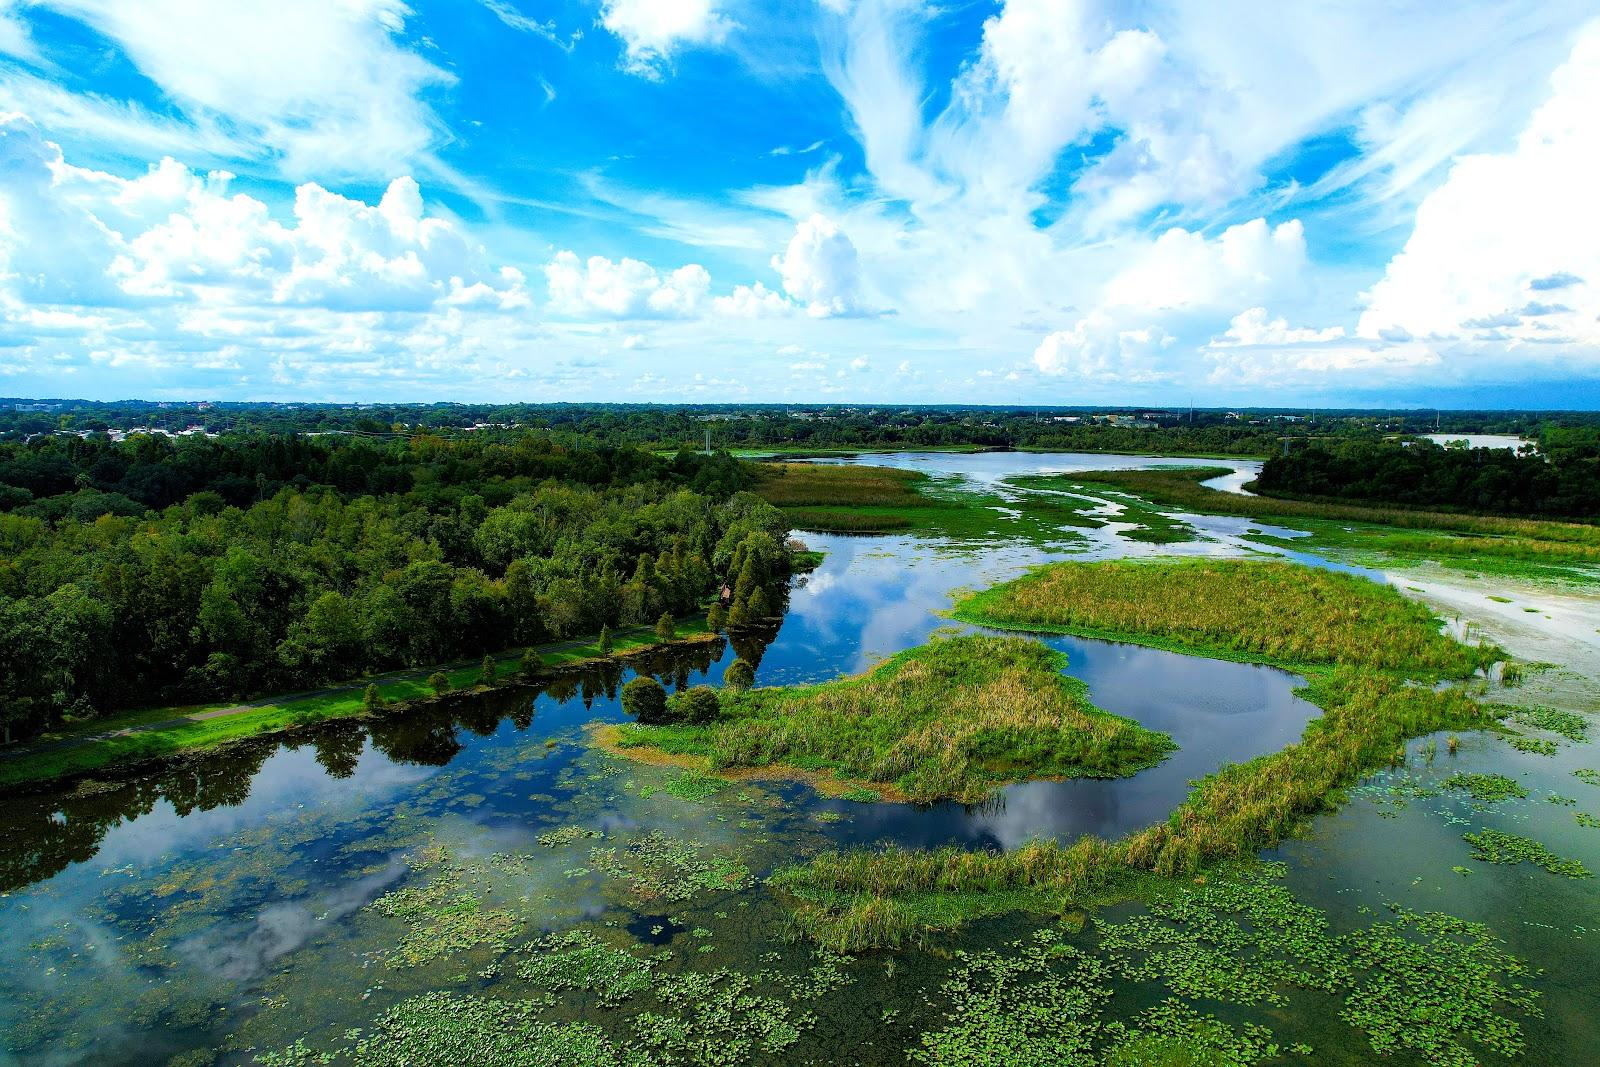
[655,612,676,641]
[722,658,756,690]
[622,677,668,723]
[428,671,450,697]
[675,686,720,725]
[597,624,613,654]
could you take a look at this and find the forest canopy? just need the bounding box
[0,431,789,741]
[1256,431,1600,520]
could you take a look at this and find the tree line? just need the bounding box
[0,431,793,742]
[1255,429,1600,520]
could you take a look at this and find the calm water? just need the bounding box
[1,451,1594,1066]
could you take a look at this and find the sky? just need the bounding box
[0,1,1597,408]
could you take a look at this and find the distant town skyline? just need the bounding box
[0,2,1597,408]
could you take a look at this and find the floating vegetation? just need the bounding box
[537,825,604,848]
[1463,829,1591,878]
[1508,706,1589,743]
[1443,773,1529,804]
[1506,735,1558,756]
[1574,768,1600,787]
[1101,1000,1281,1067]
[909,929,1111,1067]
[516,930,656,1007]
[588,831,752,903]
[1099,867,1540,1067]
[1096,867,1345,1007]
[1340,907,1542,1067]
[370,851,522,968]
[632,968,810,1063]
[1576,812,1600,829]
[837,786,882,803]
[255,992,646,1067]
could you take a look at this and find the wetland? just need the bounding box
[2,449,1598,1066]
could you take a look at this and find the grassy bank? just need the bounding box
[775,559,1502,949]
[1053,468,1600,573]
[606,633,1175,804]
[0,621,720,792]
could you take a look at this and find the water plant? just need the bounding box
[516,929,656,1007]
[1463,829,1591,878]
[1442,773,1528,804]
[1506,705,1590,742]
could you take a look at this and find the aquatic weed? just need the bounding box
[1462,829,1591,878]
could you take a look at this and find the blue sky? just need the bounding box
[0,1,1597,407]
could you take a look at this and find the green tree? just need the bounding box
[428,671,451,697]
[362,683,385,712]
[621,676,668,723]
[707,602,728,632]
[480,655,497,686]
[597,624,613,654]
[722,658,755,690]
[520,649,540,678]
[655,612,675,642]
[746,586,772,620]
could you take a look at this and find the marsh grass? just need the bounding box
[954,559,1498,677]
[777,558,1501,948]
[611,634,1175,805]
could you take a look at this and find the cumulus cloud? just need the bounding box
[712,281,792,318]
[544,251,710,319]
[600,0,733,77]
[1357,21,1600,352]
[1211,307,1345,347]
[1033,312,1174,382]
[773,214,865,317]
[0,114,534,391]
[1102,219,1309,313]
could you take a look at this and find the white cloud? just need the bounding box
[544,251,710,319]
[712,281,792,318]
[600,0,733,77]
[1357,21,1600,352]
[0,114,534,391]
[1102,219,1310,313]
[849,356,869,371]
[773,214,865,317]
[1033,312,1174,382]
[19,0,452,178]
[1212,307,1345,347]
[0,0,36,60]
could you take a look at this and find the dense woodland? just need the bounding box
[0,431,792,741]
[1256,430,1600,520]
[7,400,1596,457]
